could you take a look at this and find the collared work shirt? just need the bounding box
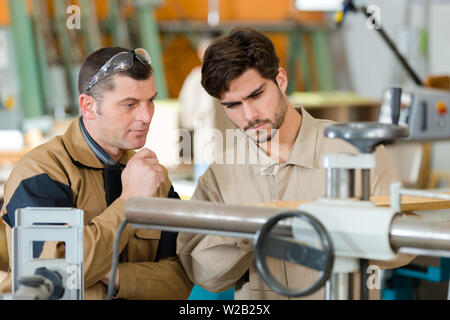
[177,107,410,300]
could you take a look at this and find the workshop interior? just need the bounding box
[0,0,450,301]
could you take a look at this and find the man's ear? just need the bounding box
[275,67,288,94]
[79,94,96,120]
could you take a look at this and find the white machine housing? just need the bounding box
[294,199,399,273]
[12,207,84,300]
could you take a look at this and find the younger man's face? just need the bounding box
[219,68,288,144]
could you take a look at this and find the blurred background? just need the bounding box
[0,0,449,299]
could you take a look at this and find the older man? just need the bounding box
[0,47,192,299]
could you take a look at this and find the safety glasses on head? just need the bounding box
[85,48,152,94]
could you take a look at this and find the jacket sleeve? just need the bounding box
[111,186,193,300]
[115,256,193,300]
[176,168,253,293]
[0,169,133,290]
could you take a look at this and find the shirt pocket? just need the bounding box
[135,229,161,240]
[127,229,161,262]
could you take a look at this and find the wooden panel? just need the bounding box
[155,0,325,22]
[0,0,10,26]
[163,36,201,99]
[260,194,450,212]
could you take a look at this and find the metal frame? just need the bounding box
[12,207,84,300]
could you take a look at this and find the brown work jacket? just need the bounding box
[0,118,192,299]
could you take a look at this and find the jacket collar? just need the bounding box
[61,117,134,169]
[246,107,318,175]
[284,107,317,169]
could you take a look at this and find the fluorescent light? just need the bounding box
[295,0,344,12]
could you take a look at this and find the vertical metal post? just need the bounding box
[326,273,351,300]
[326,168,355,199]
[325,159,355,300]
[80,0,102,54]
[299,31,312,92]
[287,29,300,95]
[312,29,335,91]
[390,182,402,212]
[32,0,51,114]
[361,168,371,201]
[360,167,371,300]
[360,259,369,300]
[8,0,45,118]
[108,0,131,47]
[136,0,168,99]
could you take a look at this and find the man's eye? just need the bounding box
[225,103,239,109]
[123,103,136,108]
[252,91,262,98]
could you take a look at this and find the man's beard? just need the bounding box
[244,89,288,145]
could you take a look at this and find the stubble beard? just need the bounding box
[252,90,288,145]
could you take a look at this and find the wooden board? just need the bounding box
[260,194,450,212]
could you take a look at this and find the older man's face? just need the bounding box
[90,75,157,155]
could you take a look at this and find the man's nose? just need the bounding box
[135,103,153,123]
[242,102,259,122]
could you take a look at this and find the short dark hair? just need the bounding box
[201,28,280,99]
[78,47,153,103]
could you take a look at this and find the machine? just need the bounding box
[1,208,84,300]
[379,87,450,141]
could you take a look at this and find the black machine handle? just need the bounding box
[253,211,334,297]
[390,87,402,125]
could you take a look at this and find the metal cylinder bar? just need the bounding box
[361,169,371,201]
[326,168,355,199]
[360,167,371,301]
[390,217,450,252]
[399,189,450,201]
[125,198,291,238]
[325,273,351,300]
[125,198,450,253]
[8,0,45,118]
[359,259,369,300]
[135,0,169,99]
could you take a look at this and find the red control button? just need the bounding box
[437,101,447,115]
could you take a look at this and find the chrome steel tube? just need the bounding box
[326,168,355,199]
[125,197,290,236]
[361,169,371,201]
[325,273,350,300]
[125,198,450,253]
[390,216,450,251]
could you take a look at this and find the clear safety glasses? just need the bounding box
[85,48,152,94]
